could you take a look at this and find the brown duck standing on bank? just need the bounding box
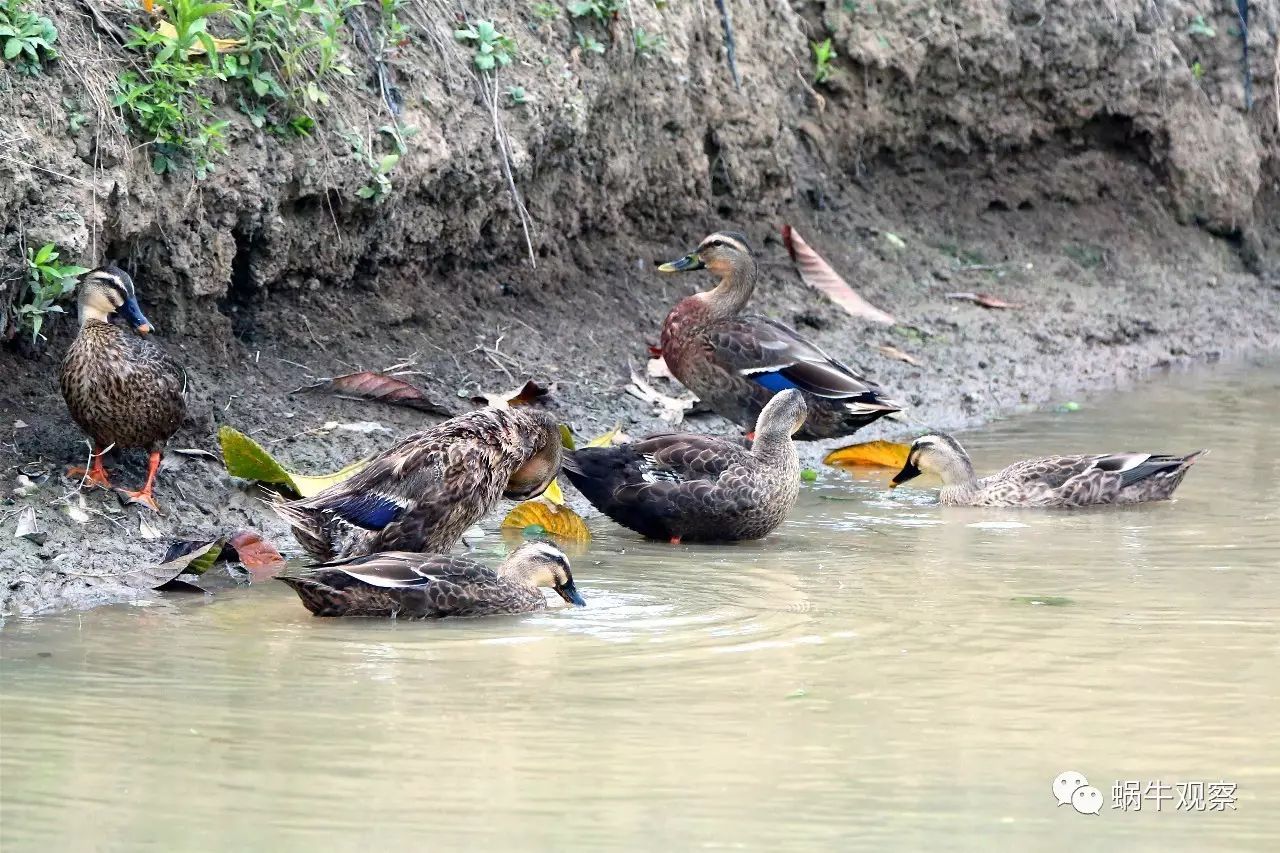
[658,231,901,440]
[560,388,808,543]
[277,541,586,619]
[890,433,1205,507]
[274,407,562,562]
[59,265,186,513]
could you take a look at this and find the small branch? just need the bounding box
[1236,0,1251,110]
[714,0,741,91]
[479,72,537,268]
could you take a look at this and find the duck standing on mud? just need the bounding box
[890,433,1205,507]
[59,265,186,513]
[278,541,586,620]
[658,231,901,440]
[561,389,808,543]
[274,408,562,561]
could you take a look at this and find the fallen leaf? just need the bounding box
[13,419,27,429]
[471,379,553,409]
[945,291,1021,310]
[297,370,451,415]
[585,424,623,448]
[170,448,219,461]
[12,475,38,498]
[318,420,392,435]
[218,426,366,498]
[154,21,243,54]
[501,500,591,542]
[144,540,223,592]
[63,496,90,524]
[558,424,576,450]
[226,530,287,582]
[646,356,676,380]
[883,232,907,250]
[782,224,896,326]
[800,468,818,483]
[823,440,912,469]
[14,507,44,545]
[625,372,696,424]
[543,479,566,506]
[139,515,162,540]
[876,343,922,367]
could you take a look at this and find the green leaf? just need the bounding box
[475,52,494,70]
[356,185,377,199]
[4,39,22,60]
[377,153,400,174]
[251,76,270,96]
[33,243,55,265]
[218,425,366,498]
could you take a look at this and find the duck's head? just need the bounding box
[77,265,153,334]
[506,541,585,607]
[504,412,563,501]
[891,433,974,488]
[658,231,754,277]
[755,388,808,441]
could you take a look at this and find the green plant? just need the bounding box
[567,0,621,21]
[17,244,89,343]
[576,31,604,55]
[1191,60,1204,81]
[0,0,58,74]
[454,20,515,71]
[532,2,559,21]
[812,38,836,84]
[1188,15,1215,38]
[63,97,87,134]
[507,84,527,105]
[343,132,400,202]
[633,28,665,57]
[116,1,233,176]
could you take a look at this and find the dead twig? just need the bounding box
[714,0,741,90]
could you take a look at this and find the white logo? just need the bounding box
[1072,785,1104,815]
[1053,771,1102,815]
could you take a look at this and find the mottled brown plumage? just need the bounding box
[277,541,586,619]
[561,389,807,542]
[274,407,562,561]
[891,433,1205,507]
[59,265,186,511]
[658,232,901,440]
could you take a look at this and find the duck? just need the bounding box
[658,231,901,440]
[890,432,1205,507]
[277,540,586,619]
[274,407,562,561]
[561,388,807,543]
[58,264,186,513]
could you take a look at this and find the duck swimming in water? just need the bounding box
[59,265,186,513]
[658,231,900,440]
[278,541,586,619]
[561,389,807,543]
[274,407,562,561]
[890,433,1205,507]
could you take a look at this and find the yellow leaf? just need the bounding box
[543,478,566,506]
[143,0,154,11]
[155,21,244,55]
[585,423,622,448]
[218,426,366,498]
[823,440,911,470]
[501,500,591,542]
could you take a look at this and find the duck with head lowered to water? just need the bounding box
[658,231,901,441]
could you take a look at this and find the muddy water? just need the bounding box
[2,361,1278,851]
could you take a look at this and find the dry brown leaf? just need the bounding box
[625,372,696,424]
[646,356,676,380]
[876,344,922,367]
[298,371,451,415]
[500,500,591,542]
[471,379,554,409]
[945,291,1022,310]
[823,440,912,469]
[227,530,287,582]
[782,224,896,326]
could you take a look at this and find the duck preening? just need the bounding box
[561,388,807,543]
[890,433,1205,507]
[274,407,562,561]
[658,231,901,440]
[278,541,586,619]
[59,265,186,513]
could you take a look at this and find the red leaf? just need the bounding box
[782,224,896,326]
[945,291,1022,310]
[227,530,287,582]
[297,371,451,415]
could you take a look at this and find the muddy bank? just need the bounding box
[2,0,1279,615]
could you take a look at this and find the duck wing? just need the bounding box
[999,452,1202,498]
[706,315,895,405]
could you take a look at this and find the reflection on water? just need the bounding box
[2,360,1278,851]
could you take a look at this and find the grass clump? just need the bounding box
[0,0,58,74]
[17,244,89,343]
[567,0,621,21]
[812,38,836,84]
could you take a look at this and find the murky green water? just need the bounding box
[2,360,1278,851]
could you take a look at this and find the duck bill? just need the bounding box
[556,581,586,607]
[889,460,922,489]
[121,295,153,335]
[657,252,704,273]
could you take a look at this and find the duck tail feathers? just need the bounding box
[271,494,335,563]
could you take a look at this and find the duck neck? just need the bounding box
[77,295,111,327]
[751,428,799,471]
[936,454,978,488]
[698,259,756,322]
